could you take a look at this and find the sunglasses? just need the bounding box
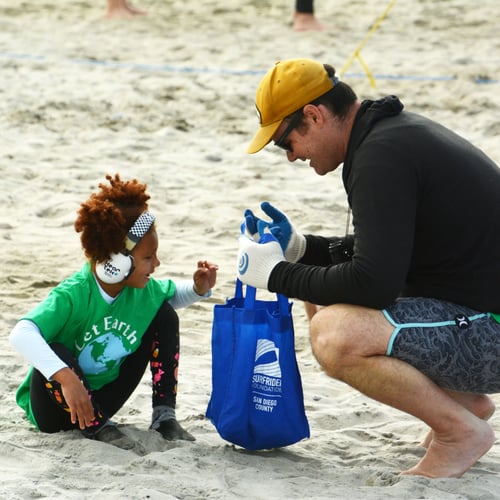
[274,111,303,152]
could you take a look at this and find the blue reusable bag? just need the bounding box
[206,279,310,450]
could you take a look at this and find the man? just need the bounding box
[237,58,500,478]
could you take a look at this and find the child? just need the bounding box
[10,174,218,451]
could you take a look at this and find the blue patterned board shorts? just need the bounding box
[384,298,500,394]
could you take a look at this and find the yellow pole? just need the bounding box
[339,0,398,87]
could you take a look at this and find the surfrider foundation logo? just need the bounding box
[251,339,282,413]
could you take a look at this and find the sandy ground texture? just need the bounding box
[0,0,499,498]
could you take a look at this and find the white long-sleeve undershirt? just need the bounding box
[9,279,209,381]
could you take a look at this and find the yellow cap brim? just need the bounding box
[246,119,282,154]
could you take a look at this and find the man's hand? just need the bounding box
[242,202,306,262]
[237,233,284,289]
[241,208,267,242]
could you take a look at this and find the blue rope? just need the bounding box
[1,51,498,84]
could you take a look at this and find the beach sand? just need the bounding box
[0,0,499,498]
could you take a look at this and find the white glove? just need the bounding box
[244,202,306,263]
[237,233,285,290]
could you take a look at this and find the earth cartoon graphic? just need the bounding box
[78,333,131,374]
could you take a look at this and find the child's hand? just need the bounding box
[53,367,95,430]
[193,260,218,295]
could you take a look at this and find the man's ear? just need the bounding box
[303,103,325,125]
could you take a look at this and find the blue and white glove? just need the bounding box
[237,233,284,290]
[241,209,267,242]
[244,202,306,263]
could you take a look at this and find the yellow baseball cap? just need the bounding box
[247,58,335,154]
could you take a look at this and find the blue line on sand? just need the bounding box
[0,51,498,84]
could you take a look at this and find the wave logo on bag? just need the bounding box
[251,339,282,413]
[253,339,281,377]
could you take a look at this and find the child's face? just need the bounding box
[127,227,161,288]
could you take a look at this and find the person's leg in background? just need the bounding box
[293,0,327,31]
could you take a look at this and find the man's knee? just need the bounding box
[309,304,393,378]
[309,305,356,377]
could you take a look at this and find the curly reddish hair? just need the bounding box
[74,174,151,262]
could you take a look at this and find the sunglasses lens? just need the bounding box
[275,138,291,151]
[274,111,302,152]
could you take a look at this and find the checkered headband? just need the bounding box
[124,211,156,251]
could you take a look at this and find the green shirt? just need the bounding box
[16,262,176,426]
[492,313,500,323]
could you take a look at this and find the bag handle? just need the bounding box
[235,279,289,316]
[234,277,244,299]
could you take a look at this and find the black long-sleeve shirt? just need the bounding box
[268,96,500,313]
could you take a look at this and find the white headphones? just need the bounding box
[95,211,156,284]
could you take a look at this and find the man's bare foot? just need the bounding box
[105,1,146,18]
[420,393,496,448]
[403,418,495,478]
[293,13,327,32]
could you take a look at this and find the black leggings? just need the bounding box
[296,0,314,14]
[30,301,180,433]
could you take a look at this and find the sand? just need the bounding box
[0,0,499,498]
